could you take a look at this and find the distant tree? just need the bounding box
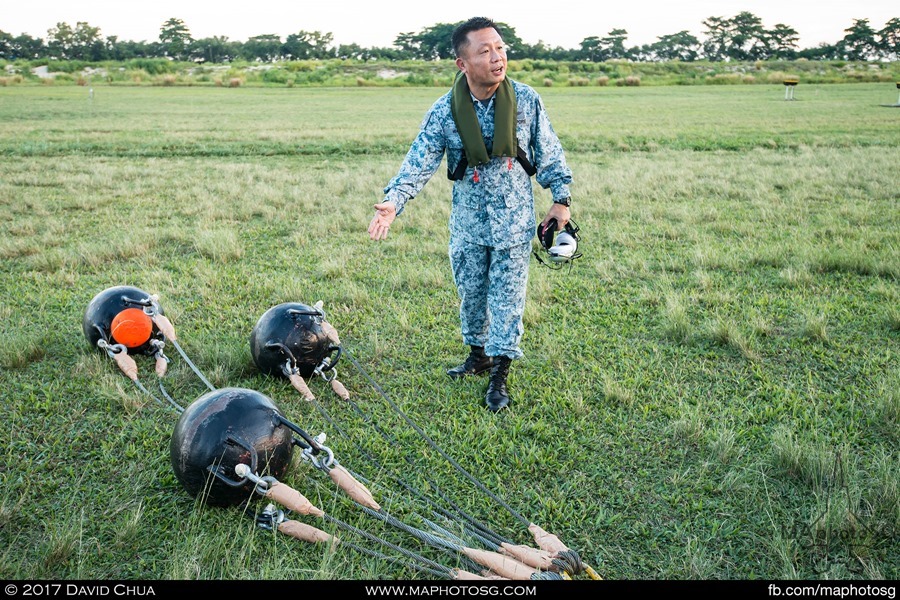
[798,42,840,60]
[648,30,700,61]
[876,17,900,60]
[17,33,46,59]
[46,22,74,59]
[701,16,729,60]
[517,39,576,60]
[0,30,13,59]
[242,34,282,62]
[7,13,895,64]
[46,21,103,60]
[335,43,368,60]
[283,31,312,59]
[372,46,414,60]
[108,38,158,60]
[283,30,333,59]
[191,36,236,63]
[393,32,419,56]
[600,29,630,59]
[410,22,458,59]
[838,18,879,60]
[543,45,578,61]
[701,12,794,61]
[576,30,629,61]
[516,39,548,60]
[159,17,192,60]
[75,22,105,60]
[394,20,522,60]
[628,44,653,62]
[578,36,602,61]
[104,35,120,59]
[727,11,768,60]
[768,23,800,59]
[307,31,334,59]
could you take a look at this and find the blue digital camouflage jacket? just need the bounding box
[383,79,573,250]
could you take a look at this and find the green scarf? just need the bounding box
[450,71,517,166]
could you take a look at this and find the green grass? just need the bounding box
[0,83,897,581]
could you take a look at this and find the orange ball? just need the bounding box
[110,308,153,348]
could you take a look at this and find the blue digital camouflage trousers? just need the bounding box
[449,238,531,360]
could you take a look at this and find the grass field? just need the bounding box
[0,82,897,581]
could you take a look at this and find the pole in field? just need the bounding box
[783,78,798,101]
[881,82,900,107]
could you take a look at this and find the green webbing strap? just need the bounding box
[450,71,517,166]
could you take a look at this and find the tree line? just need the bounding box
[1,13,898,63]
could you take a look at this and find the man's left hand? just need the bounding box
[540,203,570,232]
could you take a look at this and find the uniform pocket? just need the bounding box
[501,170,532,208]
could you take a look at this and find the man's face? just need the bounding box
[456,28,507,91]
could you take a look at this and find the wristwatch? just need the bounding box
[553,197,571,207]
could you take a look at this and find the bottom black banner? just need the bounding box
[2,581,897,600]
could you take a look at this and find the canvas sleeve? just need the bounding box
[530,95,573,201]
[382,105,447,215]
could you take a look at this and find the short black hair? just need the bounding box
[452,17,502,58]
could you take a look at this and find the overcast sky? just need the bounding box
[3,0,897,49]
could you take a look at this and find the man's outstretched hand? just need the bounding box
[368,201,397,241]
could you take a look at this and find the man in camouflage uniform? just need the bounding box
[368,16,573,411]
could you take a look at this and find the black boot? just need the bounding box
[447,346,494,379]
[485,356,511,412]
